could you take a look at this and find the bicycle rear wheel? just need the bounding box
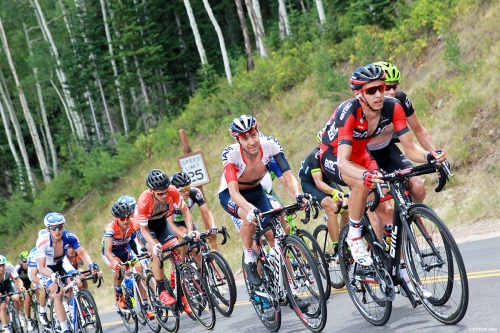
[204,252,236,317]
[78,289,102,333]
[135,274,160,333]
[313,224,344,289]
[283,235,327,332]
[179,262,216,330]
[241,251,281,332]
[10,307,24,333]
[338,223,392,326]
[30,298,41,333]
[404,205,469,324]
[295,228,331,300]
[145,272,179,333]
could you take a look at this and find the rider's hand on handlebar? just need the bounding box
[426,150,447,164]
[362,170,383,189]
[208,227,218,235]
[246,207,260,226]
[189,230,201,241]
[152,243,163,257]
[112,260,122,271]
[296,193,311,209]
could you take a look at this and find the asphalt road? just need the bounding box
[100,236,500,333]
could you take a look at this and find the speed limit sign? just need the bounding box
[177,151,210,187]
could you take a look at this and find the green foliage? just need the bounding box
[442,30,461,69]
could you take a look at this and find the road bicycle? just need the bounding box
[2,292,24,333]
[242,200,327,332]
[145,237,215,333]
[338,161,469,325]
[185,226,236,317]
[117,253,160,333]
[24,288,42,333]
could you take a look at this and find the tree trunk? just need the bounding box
[98,0,128,135]
[0,17,51,183]
[32,0,85,140]
[245,0,267,57]
[278,0,291,37]
[23,22,58,176]
[183,0,208,65]
[234,0,254,70]
[50,77,76,140]
[201,0,232,85]
[0,100,26,192]
[315,0,326,25]
[84,88,102,141]
[173,9,196,93]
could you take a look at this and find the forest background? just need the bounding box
[0,0,498,306]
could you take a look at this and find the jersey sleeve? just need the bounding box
[36,236,49,259]
[392,103,410,137]
[104,224,115,238]
[337,101,357,147]
[396,91,415,118]
[222,146,238,183]
[310,149,322,174]
[64,231,82,251]
[190,188,206,207]
[7,264,19,279]
[137,191,152,226]
[268,160,283,178]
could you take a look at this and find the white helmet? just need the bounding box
[44,212,66,227]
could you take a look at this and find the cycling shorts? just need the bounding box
[137,218,178,251]
[300,180,331,204]
[101,244,137,271]
[219,184,273,229]
[369,140,413,173]
[321,147,378,186]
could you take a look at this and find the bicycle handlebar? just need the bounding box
[254,200,310,233]
[197,226,230,246]
[158,238,198,269]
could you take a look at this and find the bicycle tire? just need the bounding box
[204,251,236,317]
[30,300,41,333]
[296,228,332,300]
[117,296,138,333]
[179,262,216,330]
[77,289,102,333]
[145,272,179,333]
[282,235,327,332]
[313,224,345,289]
[10,307,24,333]
[403,205,469,324]
[241,251,281,332]
[338,223,392,326]
[134,274,160,332]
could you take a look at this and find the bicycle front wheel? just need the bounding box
[10,307,24,333]
[295,228,332,300]
[30,300,41,333]
[313,224,344,289]
[204,251,236,317]
[78,289,102,333]
[404,205,469,324]
[179,262,216,330]
[135,274,160,332]
[283,235,327,332]
[145,272,179,333]
[338,223,392,326]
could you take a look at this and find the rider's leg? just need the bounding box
[371,199,393,243]
[24,292,32,318]
[49,283,68,332]
[409,176,426,203]
[0,299,8,327]
[321,196,340,243]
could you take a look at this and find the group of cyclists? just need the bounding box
[0,60,449,332]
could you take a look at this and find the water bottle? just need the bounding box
[124,276,134,297]
[383,223,393,252]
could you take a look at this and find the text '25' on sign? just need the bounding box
[177,151,210,187]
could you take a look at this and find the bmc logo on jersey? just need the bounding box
[324,158,337,171]
[328,122,338,141]
[340,102,352,120]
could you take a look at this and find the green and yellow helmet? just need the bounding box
[373,61,400,83]
[317,129,325,145]
[19,251,29,262]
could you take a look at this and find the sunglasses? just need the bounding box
[361,84,386,95]
[21,260,28,263]
[154,190,168,197]
[385,83,398,91]
[49,225,64,232]
[178,187,191,193]
[118,216,131,222]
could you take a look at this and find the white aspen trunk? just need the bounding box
[84,89,101,140]
[315,0,326,25]
[278,0,291,37]
[0,17,51,183]
[252,0,265,35]
[234,0,255,70]
[97,0,129,135]
[174,10,196,93]
[0,101,26,192]
[32,0,85,140]
[245,0,267,57]
[183,0,208,65]
[244,0,260,55]
[201,0,232,85]
[133,54,151,107]
[23,22,58,176]
[0,72,36,193]
[50,77,76,140]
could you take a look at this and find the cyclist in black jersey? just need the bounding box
[15,251,34,331]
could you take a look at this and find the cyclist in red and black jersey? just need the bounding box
[319,64,447,266]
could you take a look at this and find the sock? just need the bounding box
[348,218,362,238]
[399,260,409,283]
[157,279,166,293]
[115,286,123,294]
[332,241,338,255]
[243,246,255,264]
[60,321,68,332]
[40,306,46,313]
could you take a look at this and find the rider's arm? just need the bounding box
[227,180,256,213]
[337,144,368,180]
[14,276,24,291]
[281,170,301,198]
[198,204,216,229]
[103,237,116,265]
[166,215,188,238]
[37,257,52,278]
[276,176,295,198]
[406,114,436,152]
[74,246,94,268]
[179,202,194,234]
[311,170,337,194]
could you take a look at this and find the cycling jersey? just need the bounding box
[172,188,206,223]
[298,147,331,184]
[36,230,81,266]
[0,263,19,286]
[136,186,184,230]
[101,219,138,249]
[217,136,291,193]
[367,91,415,151]
[27,247,38,284]
[14,263,30,288]
[320,97,409,160]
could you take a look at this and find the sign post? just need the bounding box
[177,130,210,197]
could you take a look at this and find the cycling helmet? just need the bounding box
[44,212,66,227]
[349,64,386,90]
[118,195,137,209]
[171,172,192,188]
[111,201,133,218]
[146,169,170,190]
[229,115,259,138]
[373,61,400,83]
[316,129,325,144]
[38,229,49,238]
[19,251,29,262]
[0,255,6,265]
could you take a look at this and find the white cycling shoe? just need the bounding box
[407,281,433,299]
[347,236,373,266]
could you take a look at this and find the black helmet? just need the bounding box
[111,201,133,218]
[146,169,170,190]
[171,172,192,188]
[350,64,386,90]
[229,115,259,138]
